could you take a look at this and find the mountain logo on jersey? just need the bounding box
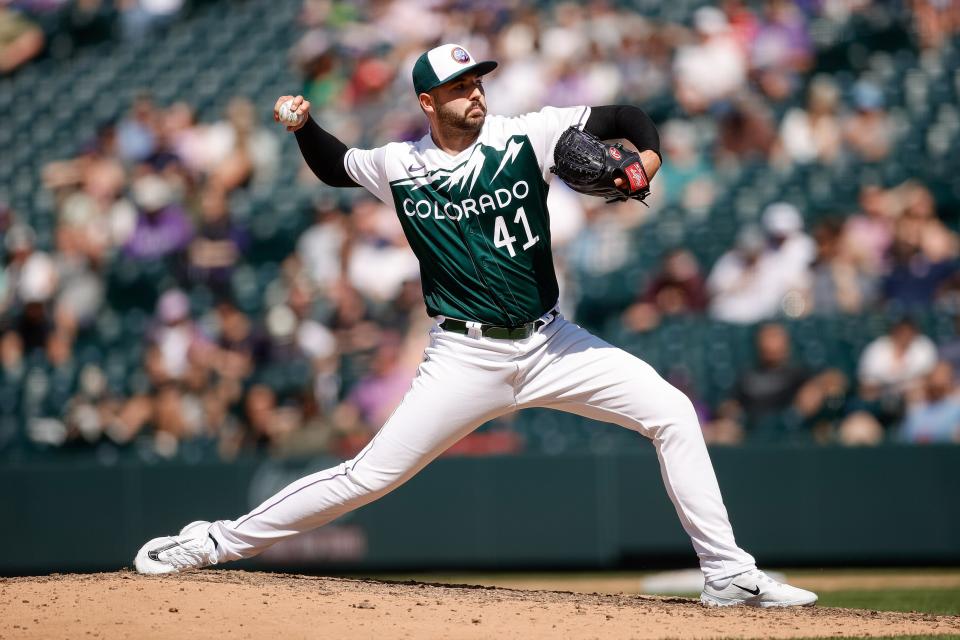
[438,146,487,194]
[490,138,524,182]
[394,138,527,197]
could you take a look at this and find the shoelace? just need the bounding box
[160,537,215,569]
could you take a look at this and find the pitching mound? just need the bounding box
[2,570,958,639]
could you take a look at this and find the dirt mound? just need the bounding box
[2,570,958,639]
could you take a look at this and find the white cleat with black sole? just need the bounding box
[134,520,219,575]
[700,569,817,608]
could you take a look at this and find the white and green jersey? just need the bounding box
[344,105,590,326]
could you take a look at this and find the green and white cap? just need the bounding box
[412,43,498,95]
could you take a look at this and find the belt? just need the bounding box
[440,310,559,340]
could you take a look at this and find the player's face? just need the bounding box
[431,73,487,134]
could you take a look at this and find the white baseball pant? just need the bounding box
[209,314,756,581]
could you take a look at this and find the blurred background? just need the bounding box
[0,0,958,576]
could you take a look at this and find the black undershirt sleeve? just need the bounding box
[583,105,661,161]
[293,116,361,188]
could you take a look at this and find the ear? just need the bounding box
[419,92,435,115]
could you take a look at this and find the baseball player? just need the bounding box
[135,44,817,608]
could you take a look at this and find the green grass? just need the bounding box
[816,588,960,616]
[788,637,960,640]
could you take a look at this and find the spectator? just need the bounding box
[59,0,117,50]
[843,184,898,275]
[4,224,59,353]
[11,0,960,457]
[296,196,349,294]
[333,331,418,439]
[616,18,674,108]
[163,101,206,175]
[0,5,44,74]
[715,94,777,165]
[844,80,894,162]
[882,221,958,309]
[123,173,193,262]
[623,248,707,333]
[209,297,259,383]
[910,0,960,51]
[707,226,781,324]
[201,97,279,191]
[762,201,815,289]
[896,181,958,264]
[900,361,960,443]
[805,219,877,315]
[186,187,249,293]
[346,198,419,304]
[488,19,548,116]
[260,274,340,428]
[52,219,105,332]
[1,223,37,317]
[242,383,301,449]
[144,289,209,384]
[720,0,760,55]
[62,363,116,446]
[674,6,748,113]
[777,75,843,165]
[718,322,845,438]
[118,0,183,40]
[291,30,346,112]
[750,0,813,103]
[43,122,132,257]
[858,317,937,400]
[706,203,812,324]
[324,279,379,354]
[116,93,159,164]
[655,119,715,209]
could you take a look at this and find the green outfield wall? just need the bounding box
[1,444,958,574]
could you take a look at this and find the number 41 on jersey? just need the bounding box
[493,207,539,257]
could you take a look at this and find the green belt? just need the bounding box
[440,310,559,340]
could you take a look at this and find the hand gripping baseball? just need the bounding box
[274,95,311,132]
[550,126,651,204]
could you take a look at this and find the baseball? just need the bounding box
[279,99,304,126]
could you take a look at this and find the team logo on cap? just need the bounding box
[451,47,471,64]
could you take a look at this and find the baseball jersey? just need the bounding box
[344,105,591,326]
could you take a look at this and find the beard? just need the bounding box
[436,100,485,134]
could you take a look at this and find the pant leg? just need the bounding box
[515,318,756,581]
[210,328,516,562]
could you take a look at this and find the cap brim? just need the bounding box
[425,60,498,93]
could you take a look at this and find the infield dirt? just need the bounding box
[2,570,959,640]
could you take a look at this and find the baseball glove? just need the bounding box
[550,126,651,204]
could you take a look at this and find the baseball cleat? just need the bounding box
[134,520,219,575]
[700,569,817,608]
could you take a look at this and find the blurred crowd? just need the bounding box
[2,0,960,460]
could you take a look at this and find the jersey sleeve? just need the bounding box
[343,146,393,205]
[516,105,591,183]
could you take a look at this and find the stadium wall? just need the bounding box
[2,445,958,574]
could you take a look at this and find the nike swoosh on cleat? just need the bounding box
[147,540,183,562]
[733,583,761,596]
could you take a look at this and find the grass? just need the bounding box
[788,637,960,640]
[816,587,960,615]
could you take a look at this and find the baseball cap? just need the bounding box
[762,202,803,236]
[412,43,497,95]
[157,289,190,324]
[693,6,729,35]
